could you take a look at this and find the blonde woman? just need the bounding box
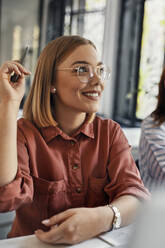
[0,35,149,245]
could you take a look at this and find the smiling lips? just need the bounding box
[82,91,101,100]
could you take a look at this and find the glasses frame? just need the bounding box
[56,64,111,84]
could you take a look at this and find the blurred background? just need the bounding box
[0,0,165,127]
[0,0,164,239]
[0,0,164,124]
[0,0,165,156]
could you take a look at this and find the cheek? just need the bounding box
[55,73,86,97]
[54,77,70,95]
[74,86,87,99]
[66,88,83,101]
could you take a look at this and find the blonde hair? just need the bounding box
[23,35,96,127]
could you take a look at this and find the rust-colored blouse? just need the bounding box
[0,116,149,238]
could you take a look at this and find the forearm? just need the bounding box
[110,194,140,226]
[36,195,140,245]
[97,195,140,233]
[0,102,19,186]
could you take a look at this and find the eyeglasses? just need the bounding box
[56,64,111,83]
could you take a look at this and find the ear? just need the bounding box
[50,86,56,93]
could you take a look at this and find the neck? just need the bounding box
[54,107,86,136]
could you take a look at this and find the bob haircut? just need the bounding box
[152,66,165,126]
[23,35,96,127]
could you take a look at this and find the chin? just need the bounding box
[77,103,99,114]
[85,107,99,114]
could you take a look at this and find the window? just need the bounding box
[0,0,42,108]
[136,0,165,119]
[113,0,145,127]
[113,0,165,127]
[63,0,106,59]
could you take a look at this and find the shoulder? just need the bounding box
[17,118,41,142]
[141,115,155,128]
[94,115,121,131]
[17,118,38,132]
[141,115,165,135]
[140,115,165,146]
[94,115,126,143]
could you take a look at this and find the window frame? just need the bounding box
[113,0,145,127]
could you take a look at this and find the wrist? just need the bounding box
[96,206,114,233]
[107,204,122,230]
[0,101,20,116]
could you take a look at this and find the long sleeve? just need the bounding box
[104,123,150,201]
[0,126,33,212]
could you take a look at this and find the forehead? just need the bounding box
[61,44,99,66]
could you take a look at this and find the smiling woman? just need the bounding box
[0,35,150,245]
[52,44,105,128]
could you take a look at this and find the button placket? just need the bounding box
[70,140,75,146]
[68,139,83,194]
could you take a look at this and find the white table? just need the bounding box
[0,225,133,248]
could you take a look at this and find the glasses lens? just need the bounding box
[97,65,111,81]
[77,65,90,83]
[76,64,111,83]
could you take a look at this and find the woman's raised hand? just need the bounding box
[0,61,31,104]
[0,62,31,186]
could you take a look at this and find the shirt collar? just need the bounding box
[40,115,95,143]
[72,118,94,139]
[40,125,63,143]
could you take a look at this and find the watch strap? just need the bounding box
[107,204,121,230]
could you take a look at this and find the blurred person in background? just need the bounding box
[0,35,149,245]
[139,66,165,192]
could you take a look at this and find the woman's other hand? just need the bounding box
[35,206,112,245]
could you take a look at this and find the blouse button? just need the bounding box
[76,187,82,193]
[70,140,75,146]
[72,164,79,170]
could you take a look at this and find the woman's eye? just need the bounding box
[78,66,88,73]
[99,67,105,74]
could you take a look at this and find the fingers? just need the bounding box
[41,209,74,227]
[0,62,20,76]
[35,222,78,245]
[36,210,77,245]
[0,61,31,81]
[35,226,63,244]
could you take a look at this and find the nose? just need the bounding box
[89,70,102,85]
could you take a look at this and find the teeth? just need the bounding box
[84,92,99,97]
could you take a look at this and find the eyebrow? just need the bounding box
[71,61,103,66]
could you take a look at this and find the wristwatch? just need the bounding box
[107,204,121,230]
